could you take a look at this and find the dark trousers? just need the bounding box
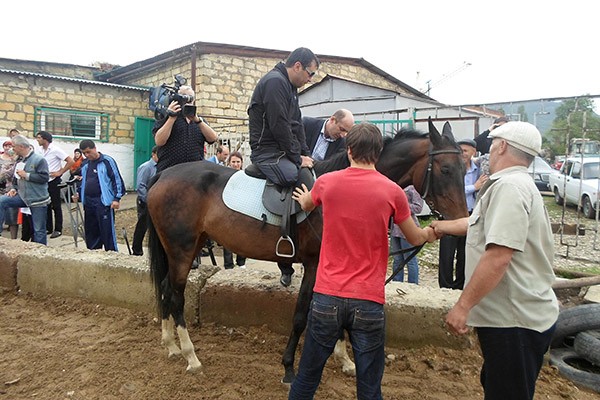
[476,325,555,400]
[289,293,385,400]
[438,235,466,289]
[46,177,63,232]
[84,198,118,251]
[223,248,246,269]
[21,213,33,242]
[131,198,147,255]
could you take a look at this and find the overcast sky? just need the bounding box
[3,0,598,106]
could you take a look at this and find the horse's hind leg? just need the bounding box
[161,317,181,358]
[334,336,356,377]
[169,262,202,373]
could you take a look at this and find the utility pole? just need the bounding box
[424,62,472,96]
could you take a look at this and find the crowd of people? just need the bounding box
[0,47,559,400]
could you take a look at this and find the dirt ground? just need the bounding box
[1,291,599,400]
[4,196,599,399]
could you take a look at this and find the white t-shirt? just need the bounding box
[40,143,68,180]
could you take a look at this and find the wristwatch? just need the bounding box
[197,116,205,125]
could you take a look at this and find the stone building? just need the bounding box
[0,42,438,189]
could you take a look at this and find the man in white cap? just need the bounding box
[431,121,558,400]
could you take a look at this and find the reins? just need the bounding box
[419,143,461,220]
[385,143,461,285]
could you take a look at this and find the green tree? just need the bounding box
[518,105,529,122]
[544,97,600,159]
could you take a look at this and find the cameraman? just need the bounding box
[153,85,218,172]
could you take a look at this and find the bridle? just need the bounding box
[419,143,461,219]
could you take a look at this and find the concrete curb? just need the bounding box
[0,237,471,349]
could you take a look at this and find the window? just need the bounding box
[34,107,109,141]
[583,162,600,180]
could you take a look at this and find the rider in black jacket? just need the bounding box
[248,47,319,186]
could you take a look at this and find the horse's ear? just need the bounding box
[441,121,455,141]
[428,117,442,145]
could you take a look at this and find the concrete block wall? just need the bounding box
[0,237,469,349]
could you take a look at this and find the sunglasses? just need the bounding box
[303,66,316,78]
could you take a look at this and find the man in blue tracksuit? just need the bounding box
[74,139,125,251]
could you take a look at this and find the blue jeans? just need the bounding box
[390,236,419,284]
[289,293,385,400]
[0,194,47,245]
[476,325,555,400]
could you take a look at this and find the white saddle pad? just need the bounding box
[222,171,308,226]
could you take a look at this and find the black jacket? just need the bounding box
[248,62,309,166]
[303,116,347,160]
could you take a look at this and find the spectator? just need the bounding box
[390,185,424,284]
[8,128,20,138]
[72,139,125,251]
[474,116,509,175]
[249,47,319,287]
[0,140,19,239]
[35,131,74,239]
[289,123,438,399]
[131,146,158,256]
[223,151,246,269]
[431,121,558,400]
[438,138,487,289]
[206,145,230,166]
[69,148,84,180]
[303,109,354,161]
[0,135,50,245]
[153,85,218,173]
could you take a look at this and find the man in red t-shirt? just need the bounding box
[289,123,438,399]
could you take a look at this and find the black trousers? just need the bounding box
[46,177,63,232]
[131,198,148,255]
[477,325,555,400]
[438,234,466,289]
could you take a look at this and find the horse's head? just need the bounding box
[377,119,469,220]
[421,119,469,219]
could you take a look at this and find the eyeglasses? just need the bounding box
[303,66,316,78]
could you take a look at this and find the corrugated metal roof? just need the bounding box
[0,68,150,92]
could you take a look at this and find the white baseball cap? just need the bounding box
[488,121,541,156]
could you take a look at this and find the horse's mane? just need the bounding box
[391,127,429,141]
[312,127,430,176]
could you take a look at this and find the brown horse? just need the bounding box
[146,120,468,382]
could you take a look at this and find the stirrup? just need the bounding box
[276,235,295,258]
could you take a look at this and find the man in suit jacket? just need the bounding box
[278,109,355,287]
[303,109,355,161]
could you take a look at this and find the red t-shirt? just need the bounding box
[311,167,411,304]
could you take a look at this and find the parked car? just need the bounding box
[528,156,554,192]
[548,156,600,219]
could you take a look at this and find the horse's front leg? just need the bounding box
[281,260,317,384]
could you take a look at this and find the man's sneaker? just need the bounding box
[50,231,62,239]
[280,273,292,287]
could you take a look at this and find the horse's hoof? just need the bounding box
[342,366,356,377]
[167,351,181,359]
[186,363,203,374]
[281,370,295,385]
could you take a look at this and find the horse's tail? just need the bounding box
[148,207,168,316]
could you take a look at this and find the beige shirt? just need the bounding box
[465,166,559,332]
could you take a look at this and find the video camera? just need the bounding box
[149,74,195,120]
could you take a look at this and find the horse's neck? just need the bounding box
[377,139,428,187]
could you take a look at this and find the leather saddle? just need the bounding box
[245,165,314,258]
